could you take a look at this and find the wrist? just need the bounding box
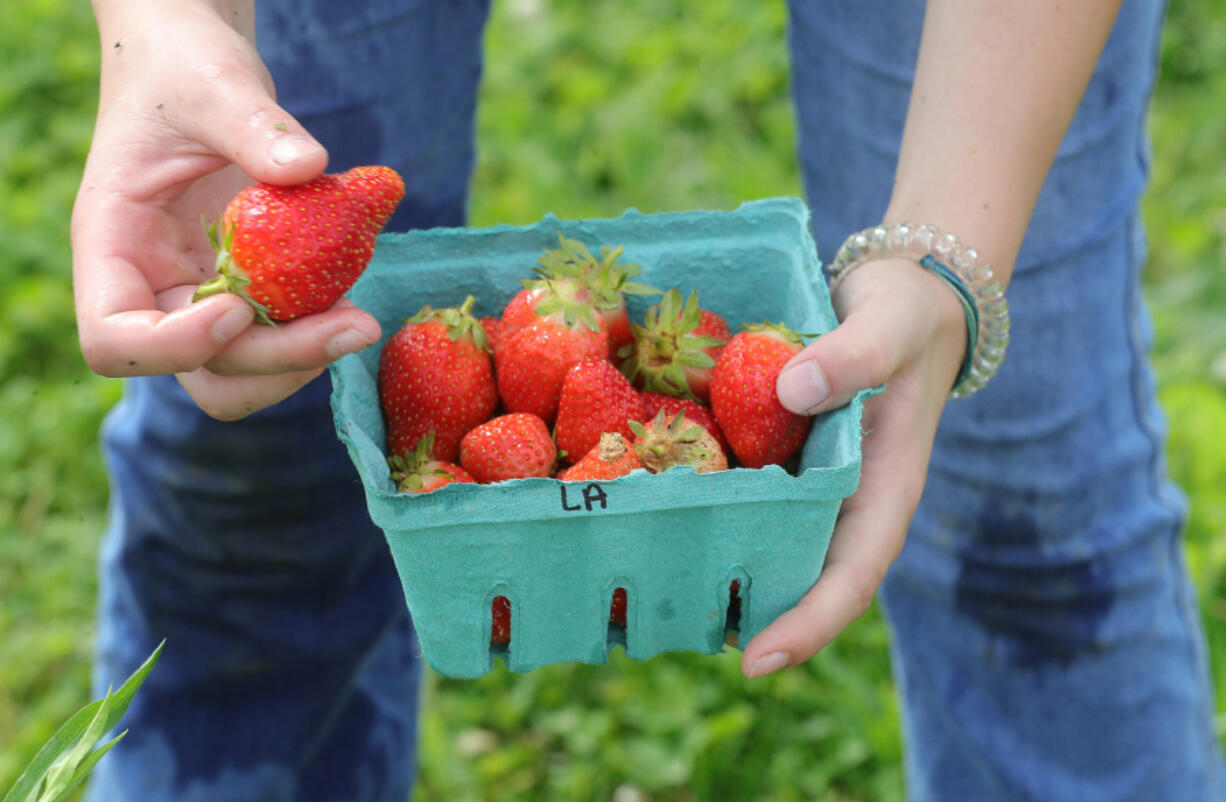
[829,223,1009,397]
[93,0,260,109]
[879,202,1019,293]
[93,0,255,62]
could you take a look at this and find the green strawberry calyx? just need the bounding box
[620,288,726,401]
[405,295,490,352]
[535,231,660,311]
[522,276,603,333]
[628,410,714,473]
[387,433,458,492]
[191,218,277,326]
[739,321,817,345]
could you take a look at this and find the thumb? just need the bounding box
[776,261,956,415]
[184,67,328,186]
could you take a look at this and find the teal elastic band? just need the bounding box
[919,254,979,391]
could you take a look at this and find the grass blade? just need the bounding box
[2,641,164,802]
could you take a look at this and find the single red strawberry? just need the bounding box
[620,289,729,401]
[710,323,815,468]
[640,391,730,457]
[378,296,497,464]
[610,587,628,628]
[387,433,476,494]
[193,165,404,323]
[460,412,558,484]
[557,432,643,481]
[492,595,511,645]
[535,233,659,362]
[554,359,647,464]
[495,285,609,424]
[628,409,728,474]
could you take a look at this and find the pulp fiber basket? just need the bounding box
[329,197,867,678]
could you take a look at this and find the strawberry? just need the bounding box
[557,432,643,481]
[495,284,609,424]
[460,412,558,484]
[378,296,497,464]
[610,587,628,628]
[620,289,729,401]
[640,391,730,457]
[554,359,647,464]
[628,409,728,474]
[535,233,659,362]
[387,433,475,494]
[492,596,511,645]
[709,323,814,468]
[193,165,404,323]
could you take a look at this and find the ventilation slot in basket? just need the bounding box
[490,595,511,663]
[723,579,743,648]
[606,587,628,653]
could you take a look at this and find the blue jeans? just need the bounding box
[89,1,1223,800]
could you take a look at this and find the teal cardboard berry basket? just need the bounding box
[329,197,867,678]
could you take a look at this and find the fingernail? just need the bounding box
[326,327,376,360]
[776,360,830,414]
[269,135,320,166]
[747,652,790,679]
[211,305,254,343]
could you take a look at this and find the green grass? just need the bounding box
[1,1,1224,800]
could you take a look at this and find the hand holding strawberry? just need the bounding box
[71,0,383,421]
[737,257,970,679]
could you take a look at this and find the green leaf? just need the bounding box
[618,280,659,297]
[37,691,114,801]
[676,351,715,369]
[60,733,128,798]
[3,641,164,802]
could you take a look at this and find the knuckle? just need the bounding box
[165,343,211,375]
[79,339,120,377]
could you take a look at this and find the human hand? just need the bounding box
[739,257,969,678]
[71,0,382,420]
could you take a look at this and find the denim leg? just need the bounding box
[787,1,1225,799]
[85,2,490,800]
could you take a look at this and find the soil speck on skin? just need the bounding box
[128,361,137,367]
[156,103,164,110]
[114,41,123,49]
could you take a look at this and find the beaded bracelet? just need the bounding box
[827,223,1010,398]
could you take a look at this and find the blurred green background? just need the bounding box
[1,1,1223,800]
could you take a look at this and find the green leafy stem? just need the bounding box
[3,641,164,802]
